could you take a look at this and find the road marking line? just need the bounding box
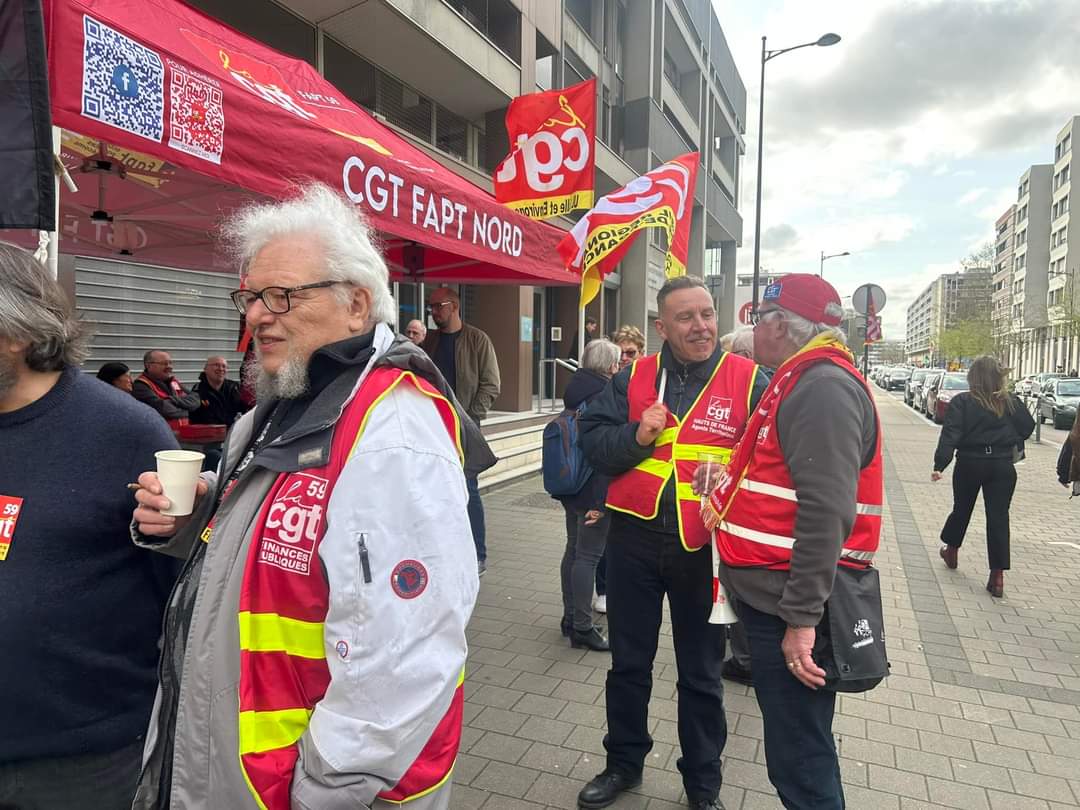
[1048,541,1080,551]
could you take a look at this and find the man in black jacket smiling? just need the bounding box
[576,276,766,810]
[191,356,250,425]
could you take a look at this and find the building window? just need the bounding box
[442,0,521,62]
[566,0,595,39]
[536,32,558,91]
[564,46,593,86]
[184,0,316,63]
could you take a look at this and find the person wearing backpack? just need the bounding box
[546,339,621,652]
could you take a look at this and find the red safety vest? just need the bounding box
[710,338,882,570]
[236,367,465,810]
[135,374,190,431]
[605,351,758,551]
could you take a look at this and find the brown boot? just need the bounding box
[986,570,1004,598]
[939,544,958,570]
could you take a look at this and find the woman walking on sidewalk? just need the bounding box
[931,355,1034,597]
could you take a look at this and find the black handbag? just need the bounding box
[812,565,890,692]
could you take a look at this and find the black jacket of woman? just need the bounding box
[934,392,1035,472]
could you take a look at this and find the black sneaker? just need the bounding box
[688,799,726,810]
[570,627,610,652]
[477,559,486,577]
[721,658,753,687]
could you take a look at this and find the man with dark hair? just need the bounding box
[422,286,501,576]
[132,349,200,430]
[0,242,179,810]
[577,275,767,810]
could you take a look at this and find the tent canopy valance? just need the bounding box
[32,0,577,286]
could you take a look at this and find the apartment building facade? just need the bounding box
[991,204,1015,355]
[905,268,992,366]
[137,0,745,408]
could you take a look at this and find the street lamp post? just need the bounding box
[819,250,850,277]
[751,32,841,315]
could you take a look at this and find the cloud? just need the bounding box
[761,223,798,250]
[958,188,988,206]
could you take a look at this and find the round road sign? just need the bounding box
[852,283,886,315]
[738,301,753,325]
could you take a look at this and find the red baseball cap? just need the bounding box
[760,274,843,326]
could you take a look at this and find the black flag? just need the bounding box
[0,0,54,230]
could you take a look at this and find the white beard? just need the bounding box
[245,349,309,401]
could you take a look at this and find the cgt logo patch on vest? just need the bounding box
[691,396,738,439]
[257,472,329,575]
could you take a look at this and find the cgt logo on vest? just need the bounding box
[258,473,329,575]
[691,396,738,439]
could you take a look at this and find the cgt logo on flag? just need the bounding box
[558,152,699,307]
[495,78,596,220]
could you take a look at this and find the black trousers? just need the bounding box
[940,456,1016,570]
[604,514,727,802]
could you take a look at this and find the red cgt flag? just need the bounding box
[558,152,699,308]
[495,78,596,220]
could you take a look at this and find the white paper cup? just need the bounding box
[155,450,205,516]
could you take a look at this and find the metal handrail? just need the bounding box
[536,357,579,412]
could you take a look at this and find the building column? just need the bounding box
[469,285,534,412]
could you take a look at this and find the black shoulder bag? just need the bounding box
[811,565,890,692]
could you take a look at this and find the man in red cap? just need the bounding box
[704,273,883,810]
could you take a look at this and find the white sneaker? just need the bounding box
[593,595,607,614]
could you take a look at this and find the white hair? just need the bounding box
[581,338,621,375]
[730,326,755,357]
[222,183,396,325]
[780,307,847,347]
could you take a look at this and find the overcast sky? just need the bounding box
[713,0,1080,338]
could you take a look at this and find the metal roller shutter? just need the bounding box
[75,257,244,387]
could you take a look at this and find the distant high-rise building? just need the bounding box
[905,268,992,365]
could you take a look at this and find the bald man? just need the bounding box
[405,319,427,345]
[191,356,250,426]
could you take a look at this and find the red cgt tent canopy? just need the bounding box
[36,0,577,286]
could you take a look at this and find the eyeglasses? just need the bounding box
[750,308,783,326]
[620,348,640,359]
[229,281,341,314]
[425,301,454,314]
[146,360,170,366]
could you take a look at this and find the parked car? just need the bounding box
[886,366,912,391]
[1035,372,1068,393]
[927,373,968,423]
[917,371,944,414]
[905,369,930,406]
[1017,375,1039,396]
[1038,378,1080,429]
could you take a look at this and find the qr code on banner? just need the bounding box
[168,66,224,164]
[81,15,164,143]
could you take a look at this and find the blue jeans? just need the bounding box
[741,603,845,809]
[466,475,486,562]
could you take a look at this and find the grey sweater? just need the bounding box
[721,362,878,627]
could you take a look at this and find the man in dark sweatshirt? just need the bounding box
[0,242,180,810]
[191,355,250,425]
[706,274,881,810]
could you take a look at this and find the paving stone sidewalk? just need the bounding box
[452,391,1080,810]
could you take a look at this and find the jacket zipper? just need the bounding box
[357,533,372,584]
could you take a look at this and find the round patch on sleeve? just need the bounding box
[391,559,429,599]
[335,640,349,659]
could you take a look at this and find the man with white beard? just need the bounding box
[130,183,492,810]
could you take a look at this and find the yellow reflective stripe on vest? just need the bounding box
[238,611,325,659]
[656,428,677,446]
[636,457,672,479]
[675,482,699,502]
[740,479,882,515]
[238,708,312,755]
[672,445,732,463]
